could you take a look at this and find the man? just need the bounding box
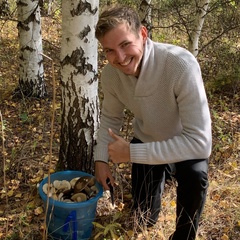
[94,6,212,240]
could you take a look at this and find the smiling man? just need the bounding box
[94,6,212,240]
[100,22,147,76]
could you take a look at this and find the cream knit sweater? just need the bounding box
[94,38,212,164]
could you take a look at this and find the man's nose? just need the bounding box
[115,49,125,61]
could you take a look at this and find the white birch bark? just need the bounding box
[188,0,210,57]
[59,0,99,172]
[17,0,46,97]
[139,0,152,38]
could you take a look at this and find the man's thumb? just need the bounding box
[108,128,118,140]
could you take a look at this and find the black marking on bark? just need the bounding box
[17,22,30,31]
[88,72,98,84]
[17,1,28,7]
[61,47,97,76]
[78,25,91,40]
[70,1,97,17]
[17,73,47,98]
[21,46,35,52]
[17,2,40,30]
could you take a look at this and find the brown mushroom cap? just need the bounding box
[73,176,96,193]
[71,192,87,202]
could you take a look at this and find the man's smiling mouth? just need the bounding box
[119,58,132,66]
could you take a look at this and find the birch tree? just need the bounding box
[58,0,99,173]
[17,0,46,97]
[139,0,152,37]
[0,0,9,16]
[188,0,210,56]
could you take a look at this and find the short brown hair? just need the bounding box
[95,6,142,40]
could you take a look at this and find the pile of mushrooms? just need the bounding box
[42,176,99,203]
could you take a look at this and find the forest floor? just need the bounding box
[0,17,240,240]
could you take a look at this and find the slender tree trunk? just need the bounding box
[139,0,152,38]
[188,0,210,57]
[0,0,9,16]
[58,0,99,174]
[17,0,46,98]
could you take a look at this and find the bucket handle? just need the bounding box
[63,210,77,240]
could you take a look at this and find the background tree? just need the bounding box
[58,0,99,173]
[148,0,239,92]
[188,0,210,56]
[0,0,10,16]
[16,0,46,98]
[139,0,152,37]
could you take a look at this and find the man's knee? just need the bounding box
[176,159,209,190]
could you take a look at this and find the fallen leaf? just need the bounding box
[127,230,134,237]
[27,201,36,209]
[7,189,14,197]
[34,206,44,215]
[221,234,229,240]
[170,200,176,207]
[15,193,22,198]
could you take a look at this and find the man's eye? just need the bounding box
[104,49,112,54]
[121,42,129,48]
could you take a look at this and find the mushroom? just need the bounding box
[42,183,55,197]
[61,180,71,190]
[74,176,96,193]
[58,192,64,201]
[91,185,99,194]
[53,180,61,189]
[42,183,49,195]
[41,176,99,202]
[70,177,80,188]
[71,193,87,202]
[52,193,58,200]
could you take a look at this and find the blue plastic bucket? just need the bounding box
[38,171,103,240]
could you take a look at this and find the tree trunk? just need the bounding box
[0,0,10,16]
[58,0,99,174]
[139,0,152,38]
[17,0,46,98]
[188,0,210,57]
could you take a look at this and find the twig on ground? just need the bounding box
[40,53,56,240]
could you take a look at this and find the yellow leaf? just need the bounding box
[118,163,125,169]
[7,189,14,197]
[17,172,22,179]
[44,155,50,163]
[34,206,44,215]
[15,193,22,198]
[124,193,132,199]
[30,176,42,183]
[229,161,237,169]
[223,227,229,233]
[170,200,176,207]
[27,201,36,209]
[127,230,134,237]
[110,229,119,239]
[221,234,229,240]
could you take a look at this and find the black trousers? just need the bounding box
[131,138,209,240]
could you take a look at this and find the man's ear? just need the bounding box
[140,26,148,42]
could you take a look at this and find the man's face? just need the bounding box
[99,23,148,77]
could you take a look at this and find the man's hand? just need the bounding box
[95,161,114,190]
[108,128,130,163]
